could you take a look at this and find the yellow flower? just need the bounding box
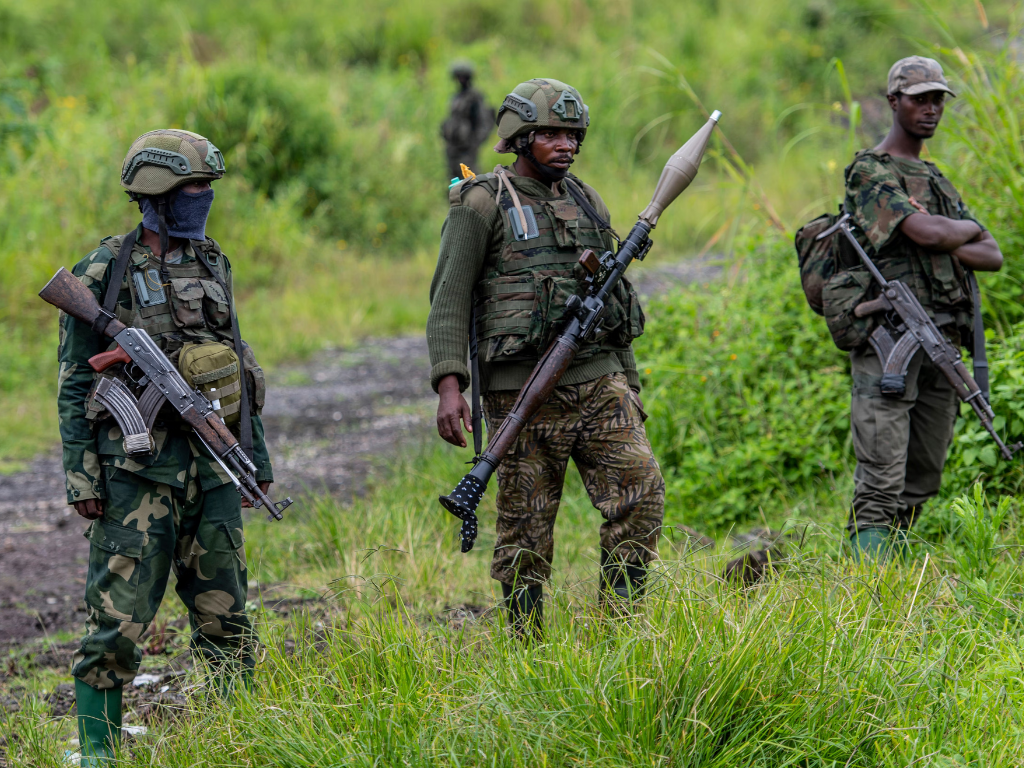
[336,239,348,251]
[730,354,737,360]
[644,368,652,375]
[376,222,388,234]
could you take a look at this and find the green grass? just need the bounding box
[4,447,1024,765]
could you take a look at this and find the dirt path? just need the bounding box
[0,254,720,650]
[0,336,435,649]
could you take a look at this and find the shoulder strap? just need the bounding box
[194,245,253,459]
[564,178,618,243]
[101,228,140,314]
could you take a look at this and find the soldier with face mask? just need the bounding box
[427,79,664,636]
[58,129,274,765]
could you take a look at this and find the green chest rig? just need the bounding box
[468,169,645,364]
[849,151,973,326]
[88,228,260,455]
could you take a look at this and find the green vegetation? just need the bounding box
[6,0,1024,762]
[0,0,1007,461]
[5,449,1024,765]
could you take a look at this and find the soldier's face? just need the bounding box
[890,91,945,139]
[532,128,580,170]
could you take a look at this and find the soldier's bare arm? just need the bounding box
[899,212,981,252]
[953,230,1003,272]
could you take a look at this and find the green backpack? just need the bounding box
[794,208,877,351]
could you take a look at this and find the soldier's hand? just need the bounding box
[241,482,271,509]
[73,499,104,520]
[437,374,472,448]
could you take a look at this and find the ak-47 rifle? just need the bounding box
[39,267,294,520]
[817,214,1021,461]
[440,110,722,552]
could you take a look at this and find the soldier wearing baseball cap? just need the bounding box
[840,58,1003,562]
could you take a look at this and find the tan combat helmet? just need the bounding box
[494,78,589,153]
[120,129,226,199]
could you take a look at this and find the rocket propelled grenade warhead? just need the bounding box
[639,109,721,227]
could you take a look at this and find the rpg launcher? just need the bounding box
[39,267,293,520]
[439,110,722,552]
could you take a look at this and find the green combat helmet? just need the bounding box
[120,129,226,200]
[493,78,589,154]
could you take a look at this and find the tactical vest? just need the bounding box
[466,172,645,364]
[86,233,266,423]
[847,150,973,330]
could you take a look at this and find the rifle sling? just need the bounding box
[565,179,619,243]
[469,301,483,457]
[100,227,140,322]
[967,270,990,403]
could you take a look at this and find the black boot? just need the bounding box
[501,581,543,640]
[600,559,647,605]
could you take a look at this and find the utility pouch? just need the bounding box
[821,268,877,351]
[178,341,243,425]
[526,275,581,350]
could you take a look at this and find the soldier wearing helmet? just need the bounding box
[58,129,274,764]
[440,61,495,180]
[427,79,664,636]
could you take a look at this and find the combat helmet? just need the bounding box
[120,129,226,200]
[494,78,589,153]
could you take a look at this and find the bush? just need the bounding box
[641,237,851,532]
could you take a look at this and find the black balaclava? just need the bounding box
[514,132,575,183]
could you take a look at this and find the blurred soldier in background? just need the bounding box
[441,61,495,180]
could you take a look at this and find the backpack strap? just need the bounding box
[194,242,253,460]
[99,227,140,330]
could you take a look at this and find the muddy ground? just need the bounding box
[0,257,720,726]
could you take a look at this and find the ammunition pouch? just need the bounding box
[178,341,243,426]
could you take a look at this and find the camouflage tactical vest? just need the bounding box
[465,172,645,364]
[846,150,973,330]
[86,233,266,422]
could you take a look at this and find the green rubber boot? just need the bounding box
[75,679,121,766]
[891,528,912,561]
[849,527,891,562]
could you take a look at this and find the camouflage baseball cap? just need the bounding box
[887,56,956,97]
[494,78,589,152]
[121,129,226,198]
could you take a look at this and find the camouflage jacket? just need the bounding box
[57,225,273,504]
[427,165,642,394]
[844,150,984,332]
[441,88,494,149]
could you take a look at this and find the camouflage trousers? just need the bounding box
[848,344,959,535]
[71,462,254,690]
[484,372,665,586]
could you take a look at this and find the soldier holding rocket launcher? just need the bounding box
[427,77,719,636]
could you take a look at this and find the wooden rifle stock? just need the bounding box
[39,267,126,338]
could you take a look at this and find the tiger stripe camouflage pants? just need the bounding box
[71,462,255,690]
[484,372,665,586]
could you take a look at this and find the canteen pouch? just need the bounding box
[178,341,243,425]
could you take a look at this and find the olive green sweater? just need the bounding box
[426,166,640,394]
